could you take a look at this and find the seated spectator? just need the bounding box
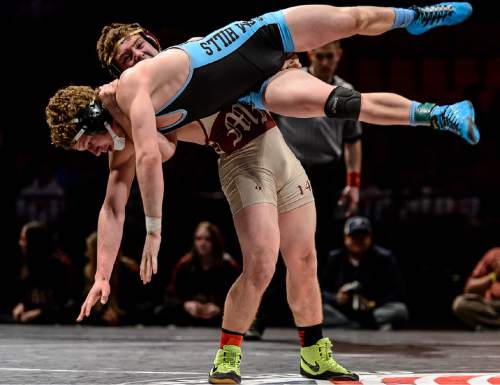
[452,248,500,330]
[321,216,409,330]
[157,222,240,326]
[16,160,65,225]
[11,221,76,324]
[82,231,148,325]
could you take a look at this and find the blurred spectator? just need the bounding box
[321,216,408,330]
[452,248,500,330]
[11,221,76,324]
[157,222,240,326]
[82,231,149,325]
[16,159,65,225]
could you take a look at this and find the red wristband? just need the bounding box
[347,171,361,187]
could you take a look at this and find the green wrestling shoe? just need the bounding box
[300,337,359,381]
[208,345,242,384]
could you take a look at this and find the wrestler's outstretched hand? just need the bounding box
[140,232,161,284]
[77,279,110,322]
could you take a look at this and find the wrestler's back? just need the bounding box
[119,49,191,129]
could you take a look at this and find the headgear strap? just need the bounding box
[71,100,125,151]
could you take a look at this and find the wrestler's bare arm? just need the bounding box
[99,79,178,161]
[77,141,136,321]
[99,80,130,130]
[157,132,178,160]
[117,76,164,222]
[95,141,136,282]
[94,132,175,283]
[117,72,164,283]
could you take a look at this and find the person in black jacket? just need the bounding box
[167,222,240,326]
[11,221,77,324]
[321,216,408,329]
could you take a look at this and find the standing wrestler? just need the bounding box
[49,3,478,383]
[71,25,357,382]
[65,24,357,381]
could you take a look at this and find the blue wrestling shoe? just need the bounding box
[431,101,479,145]
[406,2,472,35]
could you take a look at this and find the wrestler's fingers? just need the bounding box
[146,256,152,283]
[77,303,86,322]
[140,255,146,283]
[152,255,158,275]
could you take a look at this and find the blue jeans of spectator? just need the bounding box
[323,301,409,328]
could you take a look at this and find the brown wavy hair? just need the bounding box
[45,85,98,148]
[191,221,225,263]
[97,23,142,70]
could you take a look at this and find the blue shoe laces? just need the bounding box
[411,4,454,26]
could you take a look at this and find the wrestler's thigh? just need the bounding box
[233,203,281,269]
[282,5,360,52]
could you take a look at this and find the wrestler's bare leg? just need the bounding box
[222,203,280,333]
[279,202,322,326]
[264,69,412,125]
[283,3,472,51]
[283,5,396,51]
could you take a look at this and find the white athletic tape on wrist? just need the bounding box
[146,216,162,234]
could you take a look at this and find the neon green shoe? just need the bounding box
[208,345,242,384]
[300,338,359,381]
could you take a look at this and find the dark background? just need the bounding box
[1,0,498,327]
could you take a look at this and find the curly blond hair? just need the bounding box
[45,86,98,148]
[96,23,143,71]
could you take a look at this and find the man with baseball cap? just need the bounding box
[321,216,409,329]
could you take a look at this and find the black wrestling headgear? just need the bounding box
[71,100,125,151]
[72,100,112,136]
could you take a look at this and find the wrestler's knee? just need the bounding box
[298,249,318,270]
[242,256,276,291]
[285,248,318,277]
[324,86,361,120]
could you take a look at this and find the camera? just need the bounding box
[342,281,362,310]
